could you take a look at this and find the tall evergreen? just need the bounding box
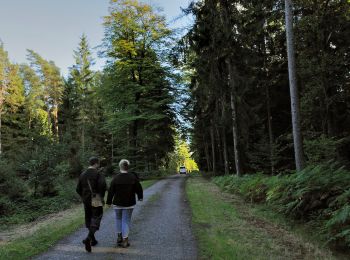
[67,34,95,158]
[0,44,26,157]
[21,64,49,137]
[183,0,350,174]
[26,50,64,139]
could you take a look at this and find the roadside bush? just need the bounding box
[136,169,171,179]
[238,174,270,203]
[326,203,350,248]
[0,139,88,227]
[0,159,27,199]
[267,163,350,220]
[304,135,342,165]
[212,163,350,249]
[200,171,218,179]
[0,159,27,216]
[214,174,278,202]
[21,141,69,197]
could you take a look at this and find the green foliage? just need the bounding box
[63,34,102,161]
[184,0,350,174]
[0,2,175,235]
[0,178,80,227]
[21,141,68,197]
[101,0,176,170]
[26,49,64,138]
[0,44,27,156]
[0,158,27,215]
[168,136,199,173]
[213,163,350,248]
[304,135,342,164]
[214,173,280,203]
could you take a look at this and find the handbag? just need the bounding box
[87,179,103,207]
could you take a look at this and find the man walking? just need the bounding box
[106,159,143,248]
[76,156,107,252]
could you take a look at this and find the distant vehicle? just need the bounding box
[179,166,187,174]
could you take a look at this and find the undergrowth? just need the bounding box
[0,178,80,228]
[213,162,350,250]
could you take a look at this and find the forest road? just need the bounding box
[34,175,197,260]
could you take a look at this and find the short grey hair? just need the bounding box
[119,159,130,171]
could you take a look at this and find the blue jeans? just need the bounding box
[114,208,134,238]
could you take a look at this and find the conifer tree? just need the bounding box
[0,44,26,156]
[26,50,64,139]
[68,34,95,158]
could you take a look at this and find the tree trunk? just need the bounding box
[132,120,138,155]
[266,85,275,174]
[0,84,3,155]
[285,0,305,171]
[0,109,2,155]
[203,136,211,171]
[53,105,59,140]
[82,120,85,159]
[210,123,216,174]
[221,98,229,175]
[111,132,114,163]
[230,91,242,176]
[154,153,158,170]
[215,102,224,172]
[216,125,223,172]
[226,57,242,176]
[46,105,52,135]
[222,127,229,175]
[132,91,141,163]
[261,17,275,175]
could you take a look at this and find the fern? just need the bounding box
[326,205,350,228]
[212,162,350,248]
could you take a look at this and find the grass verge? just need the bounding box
[141,179,157,189]
[186,177,337,260]
[0,179,157,260]
[0,206,84,260]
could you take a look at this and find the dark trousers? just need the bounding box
[84,203,103,232]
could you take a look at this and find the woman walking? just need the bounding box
[106,159,143,247]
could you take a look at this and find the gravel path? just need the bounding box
[34,175,197,260]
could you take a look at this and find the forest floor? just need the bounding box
[187,177,349,260]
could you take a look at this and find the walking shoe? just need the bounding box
[91,239,98,246]
[83,238,92,252]
[117,233,123,246]
[121,237,130,248]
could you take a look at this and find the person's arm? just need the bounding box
[135,180,143,201]
[76,175,83,197]
[132,171,140,181]
[98,174,107,200]
[106,178,115,205]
